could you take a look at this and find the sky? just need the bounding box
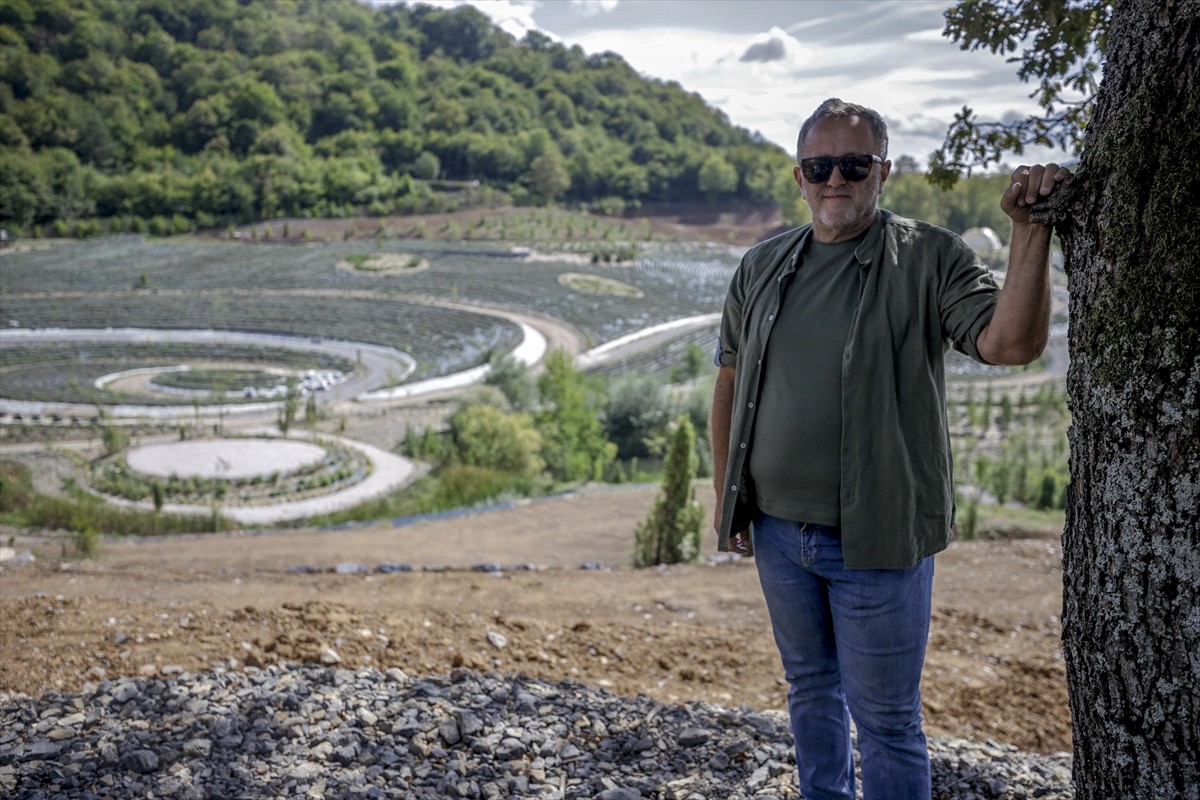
[386,0,1071,168]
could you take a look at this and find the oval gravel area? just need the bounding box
[125,439,327,479]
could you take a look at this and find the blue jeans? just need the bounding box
[752,512,934,800]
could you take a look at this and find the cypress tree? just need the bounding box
[632,416,704,567]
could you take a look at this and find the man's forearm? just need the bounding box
[976,222,1053,366]
[710,366,736,500]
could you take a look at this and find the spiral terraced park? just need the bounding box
[2,231,1067,524]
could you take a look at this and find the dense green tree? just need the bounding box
[604,375,674,460]
[483,353,539,411]
[449,403,544,477]
[0,0,792,233]
[535,349,614,482]
[410,150,440,181]
[527,146,570,205]
[697,153,738,203]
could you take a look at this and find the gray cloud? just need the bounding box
[890,114,953,139]
[740,37,788,63]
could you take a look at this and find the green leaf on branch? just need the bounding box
[931,0,1110,187]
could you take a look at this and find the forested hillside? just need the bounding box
[0,0,801,236]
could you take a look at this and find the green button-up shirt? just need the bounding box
[716,210,1000,569]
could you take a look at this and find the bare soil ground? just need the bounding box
[0,484,1070,755]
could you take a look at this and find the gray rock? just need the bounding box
[438,719,462,745]
[0,664,1075,800]
[494,737,525,760]
[596,789,641,800]
[18,741,63,760]
[456,709,484,736]
[120,749,159,773]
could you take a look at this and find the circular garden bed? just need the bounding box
[89,437,371,507]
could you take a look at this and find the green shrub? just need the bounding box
[1,461,233,537]
[433,464,523,508]
[450,403,544,476]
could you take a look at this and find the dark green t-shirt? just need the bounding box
[749,236,862,525]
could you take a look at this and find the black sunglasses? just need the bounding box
[799,153,884,183]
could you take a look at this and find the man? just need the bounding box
[710,98,1067,799]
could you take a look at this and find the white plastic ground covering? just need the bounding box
[356,321,547,401]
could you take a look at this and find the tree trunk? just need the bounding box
[1058,0,1199,795]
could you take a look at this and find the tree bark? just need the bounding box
[1058,0,1199,795]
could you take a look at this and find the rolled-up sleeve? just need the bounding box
[938,238,1000,363]
[717,266,746,368]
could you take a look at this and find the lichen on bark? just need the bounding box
[1057,0,1199,795]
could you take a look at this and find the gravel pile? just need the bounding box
[0,664,1073,799]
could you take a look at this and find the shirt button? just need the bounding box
[757,359,762,365]
[747,402,754,408]
[740,442,746,448]
[730,485,738,492]
[768,314,774,321]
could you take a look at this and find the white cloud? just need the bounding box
[567,25,812,86]
[413,0,542,40]
[570,0,619,17]
[905,26,954,43]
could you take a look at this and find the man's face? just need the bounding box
[794,116,890,243]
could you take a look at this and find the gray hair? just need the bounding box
[796,98,889,162]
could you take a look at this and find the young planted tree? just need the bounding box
[940,0,1199,792]
[305,394,319,428]
[152,481,164,535]
[633,415,704,567]
[100,421,126,457]
[278,379,300,437]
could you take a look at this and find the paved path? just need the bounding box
[0,310,716,417]
[0,327,415,419]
